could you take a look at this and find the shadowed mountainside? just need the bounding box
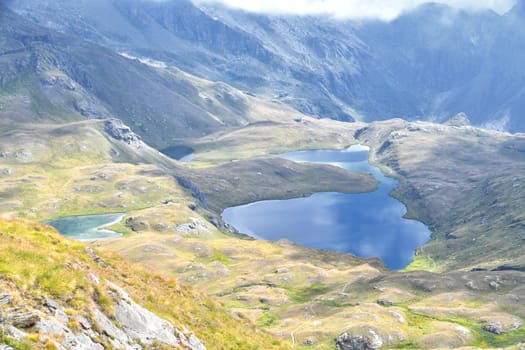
[10,0,525,131]
[0,7,305,149]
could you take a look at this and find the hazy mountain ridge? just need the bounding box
[0,7,303,149]
[10,0,525,131]
[0,7,221,144]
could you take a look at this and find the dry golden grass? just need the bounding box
[0,217,291,349]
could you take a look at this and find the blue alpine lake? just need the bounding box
[221,145,430,270]
[48,213,124,241]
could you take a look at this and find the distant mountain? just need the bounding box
[0,7,295,149]
[356,3,525,131]
[10,0,525,132]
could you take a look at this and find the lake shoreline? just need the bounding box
[47,213,126,241]
[222,145,431,270]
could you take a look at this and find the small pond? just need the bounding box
[221,145,430,270]
[160,145,194,162]
[47,213,124,241]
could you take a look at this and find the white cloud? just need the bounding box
[193,0,517,20]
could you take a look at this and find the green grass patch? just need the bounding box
[202,249,231,265]
[402,254,443,273]
[104,221,135,237]
[257,311,278,328]
[401,304,525,348]
[286,283,329,303]
[0,334,33,350]
[403,308,434,334]
[470,324,525,348]
[387,340,420,349]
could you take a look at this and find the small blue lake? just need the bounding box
[48,213,124,241]
[221,145,430,270]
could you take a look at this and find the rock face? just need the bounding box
[335,333,380,350]
[0,278,206,350]
[103,118,142,147]
[10,311,40,328]
[109,281,181,347]
[0,294,12,305]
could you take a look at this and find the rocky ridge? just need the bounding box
[0,265,205,350]
[0,218,288,350]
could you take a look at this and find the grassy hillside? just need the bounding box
[0,120,187,221]
[354,120,525,271]
[0,217,291,349]
[96,221,525,349]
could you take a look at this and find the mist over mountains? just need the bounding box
[7,0,525,132]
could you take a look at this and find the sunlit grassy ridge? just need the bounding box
[97,229,525,349]
[0,217,291,349]
[0,120,187,221]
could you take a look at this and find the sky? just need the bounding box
[194,0,518,20]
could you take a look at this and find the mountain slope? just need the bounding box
[355,119,525,271]
[0,7,224,145]
[0,217,290,349]
[11,0,525,131]
[0,7,305,149]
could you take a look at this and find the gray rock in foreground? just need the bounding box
[335,332,380,350]
[0,277,206,350]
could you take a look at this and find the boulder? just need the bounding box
[103,119,142,147]
[335,333,379,350]
[0,294,12,305]
[480,315,523,335]
[376,298,393,306]
[304,337,316,345]
[10,310,40,328]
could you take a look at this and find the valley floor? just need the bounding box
[1,117,525,349]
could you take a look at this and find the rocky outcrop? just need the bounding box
[10,310,40,328]
[73,98,111,119]
[175,176,208,209]
[103,119,142,147]
[109,281,180,347]
[0,345,16,350]
[0,278,206,350]
[0,294,12,305]
[479,315,523,335]
[335,332,381,350]
[175,217,211,236]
